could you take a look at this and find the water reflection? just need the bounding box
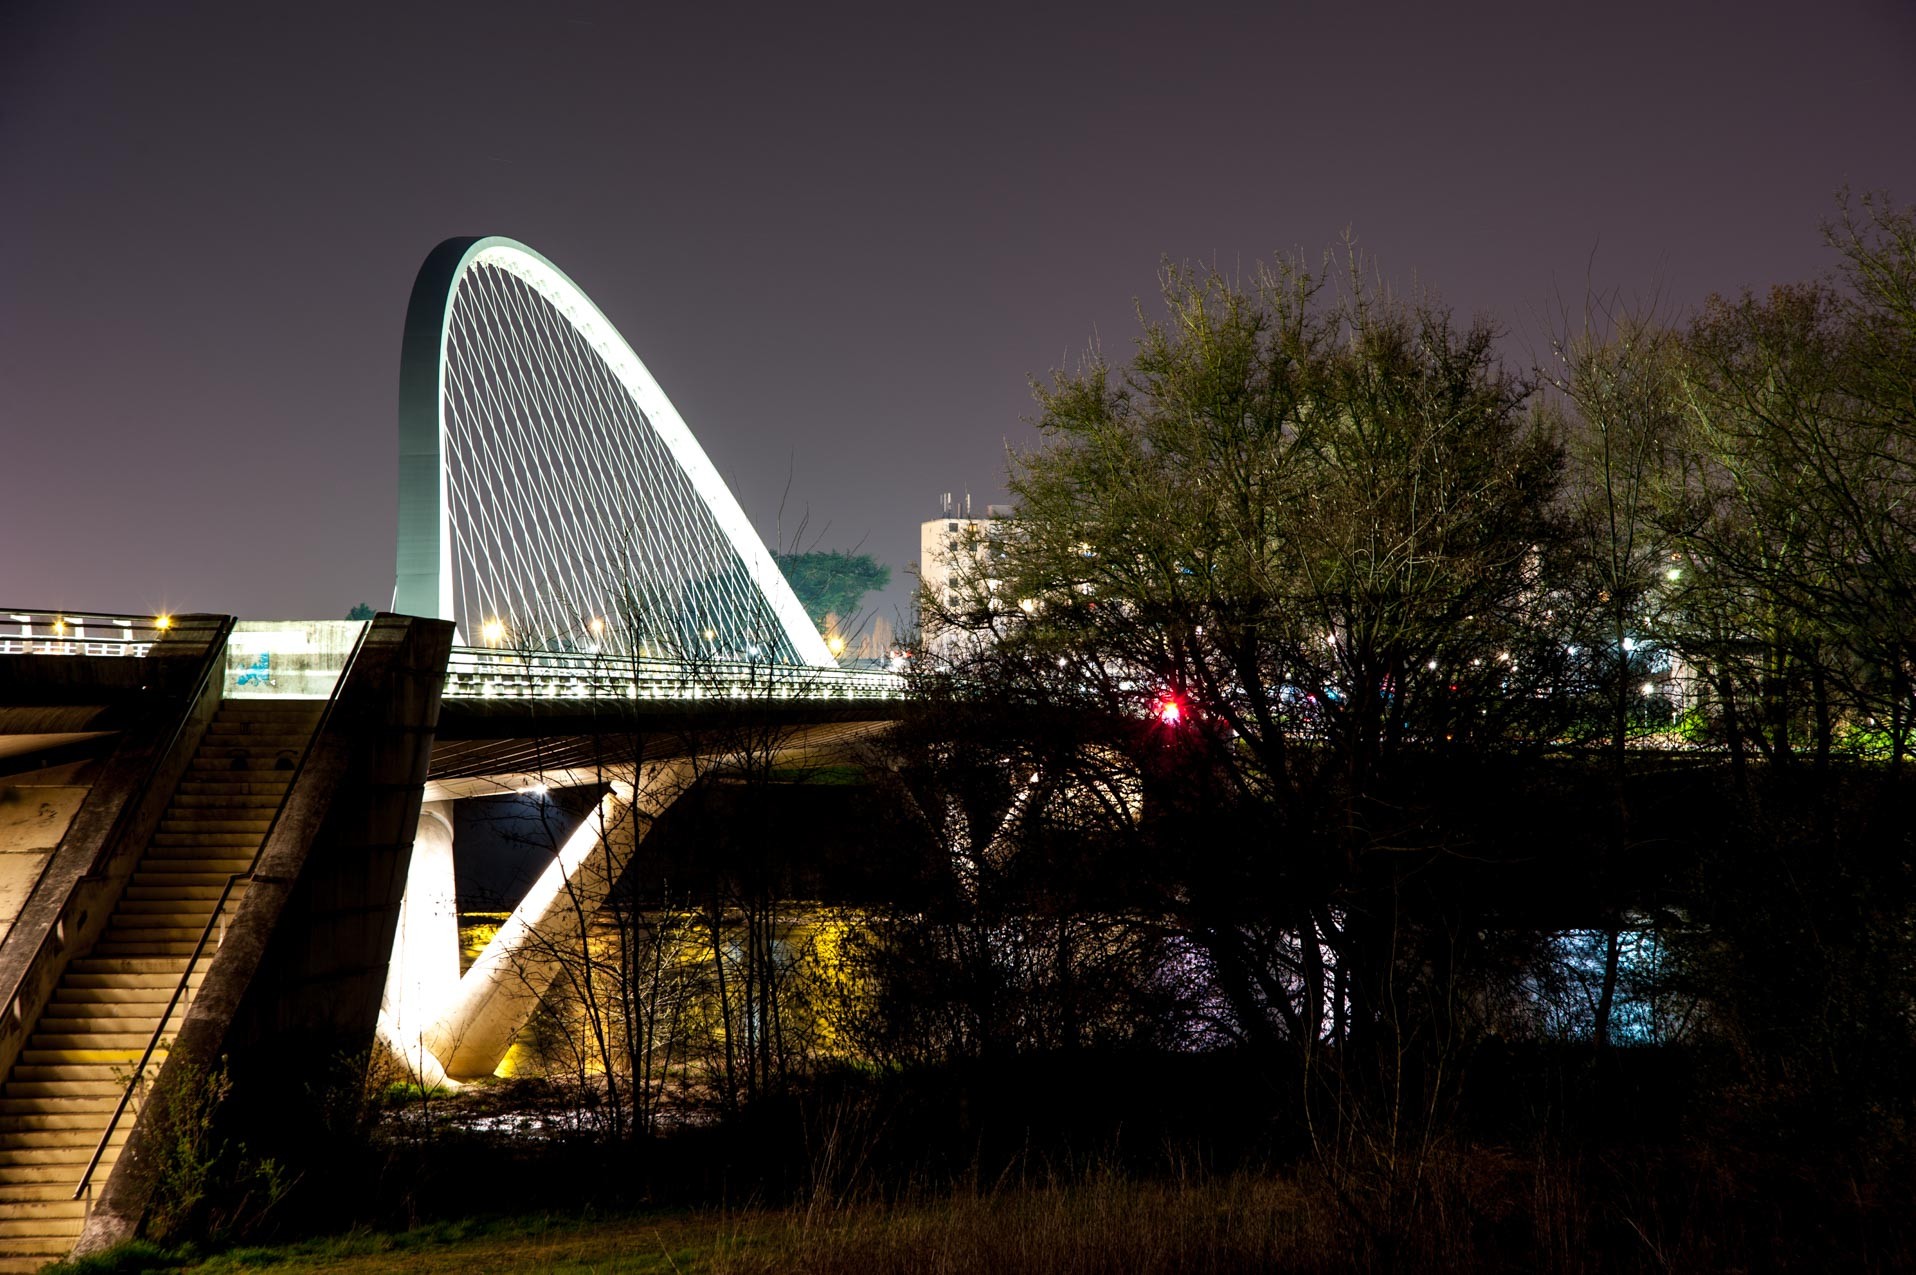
[457,906,876,1086]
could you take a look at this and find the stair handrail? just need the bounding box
[73,619,375,1205]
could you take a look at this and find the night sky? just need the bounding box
[4,1,1912,630]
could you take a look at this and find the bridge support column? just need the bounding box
[424,760,692,1080]
[378,801,462,1089]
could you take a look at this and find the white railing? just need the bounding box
[0,612,906,703]
[442,646,903,702]
[0,609,168,657]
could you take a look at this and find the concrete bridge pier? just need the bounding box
[378,801,462,1089]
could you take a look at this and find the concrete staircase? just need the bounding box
[0,699,323,1272]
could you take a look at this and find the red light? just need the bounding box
[1156,695,1183,726]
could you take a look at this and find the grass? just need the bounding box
[48,1175,1338,1275]
[48,1215,732,1275]
[52,1139,1880,1272]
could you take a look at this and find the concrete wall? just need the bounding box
[221,612,454,1078]
[78,612,454,1254]
[0,784,87,941]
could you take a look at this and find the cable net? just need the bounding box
[440,260,801,662]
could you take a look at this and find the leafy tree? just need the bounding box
[927,253,1571,1052]
[346,602,376,620]
[773,550,890,627]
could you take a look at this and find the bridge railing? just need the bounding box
[0,609,171,657]
[442,646,903,701]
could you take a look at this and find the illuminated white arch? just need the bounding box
[395,236,831,666]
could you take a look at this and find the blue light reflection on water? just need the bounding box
[1537,927,1700,1045]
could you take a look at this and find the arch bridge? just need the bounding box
[0,237,904,1265]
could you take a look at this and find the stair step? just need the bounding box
[51,974,190,990]
[0,1112,116,1133]
[0,1180,88,1202]
[157,817,273,832]
[31,1020,176,1043]
[0,1112,116,1127]
[60,990,193,1007]
[16,1047,163,1066]
[0,1097,116,1117]
[47,997,181,1015]
[19,1033,159,1051]
[0,1198,86,1220]
[0,1241,76,1262]
[114,898,221,915]
[67,961,202,978]
[197,743,311,755]
[136,847,258,862]
[190,737,302,749]
[0,1128,127,1153]
[187,757,299,772]
[36,1009,180,1029]
[170,794,285,810]
[90,932,223,947]
[85,934,224,951]
[211,707,321,720]
[135,859,258,873]
[0,1083,123,1099]
[0,1216,84,1240]
[173,782,292,797]
[11,1059,151,1077]
[89,944,216,958]
[202,717,314,734]
[93,922,211,939]
[175,772,293,785]
[203,725,315,739]
[62,976,203,992]
[149,832,266,851]
[0,1156,101,1182]
[0,1257,77,1274]
[0,1145,107,1167]
[103,912,210,928]
[123,884,229,900]
[0,1247,81,1266]
[128,870,251,887]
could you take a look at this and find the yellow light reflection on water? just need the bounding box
[455,906,878,1082]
